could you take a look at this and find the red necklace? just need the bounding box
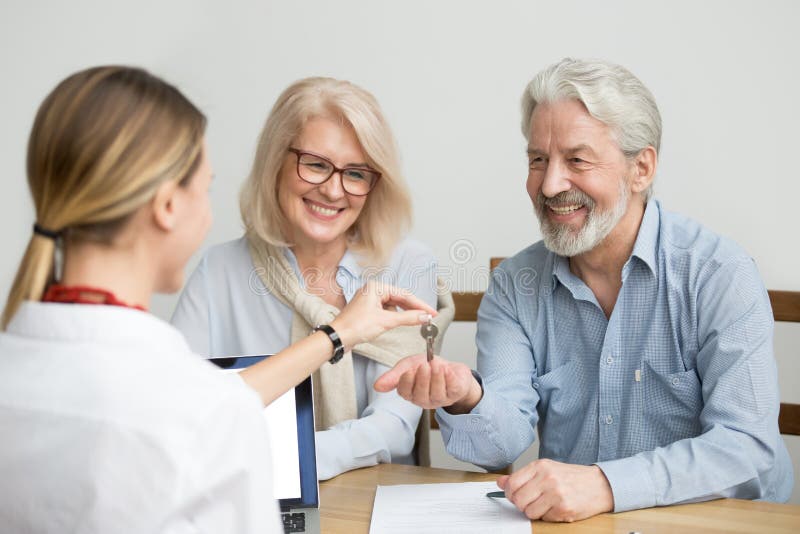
[42,284,147,311]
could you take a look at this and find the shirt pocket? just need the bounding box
[642,360,703,445]
[532,360,583,458]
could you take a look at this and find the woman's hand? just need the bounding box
[243,283,435,407]
[330,281,436,349]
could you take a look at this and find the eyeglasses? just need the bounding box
[288,148,380,196]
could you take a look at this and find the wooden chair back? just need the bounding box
[450,257,505,322]
[771,291,800,435]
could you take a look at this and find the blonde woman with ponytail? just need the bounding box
[0,67,434,533]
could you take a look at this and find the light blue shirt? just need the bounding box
[436,200,793,512]
[172,237,437,480]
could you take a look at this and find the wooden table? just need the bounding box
[319,464,800,533]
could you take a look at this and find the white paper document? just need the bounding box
[369,481,530,534]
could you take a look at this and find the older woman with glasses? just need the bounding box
[172,77,452,480]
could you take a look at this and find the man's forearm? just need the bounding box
[595,424,782,512]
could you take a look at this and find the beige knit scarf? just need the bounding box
[247,235,454,465]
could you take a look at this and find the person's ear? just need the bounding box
[630,146,657,196]
[151,180,180,232]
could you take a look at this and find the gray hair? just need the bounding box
[521,58,661,201]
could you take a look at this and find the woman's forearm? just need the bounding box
[239,330,333,405]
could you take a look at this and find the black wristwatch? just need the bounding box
[313,324,345,364]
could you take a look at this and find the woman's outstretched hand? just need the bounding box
[330,281,436,349]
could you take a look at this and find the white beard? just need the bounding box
[535,179,630,257]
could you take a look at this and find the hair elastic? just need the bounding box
[33,223,61,240]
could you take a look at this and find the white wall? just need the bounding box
[1,0,798,504]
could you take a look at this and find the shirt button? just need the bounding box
[533,382,539,389]
[605,415,613,425]
[671,377,680,386]
[606,356,613,365]
[471,417,480,424]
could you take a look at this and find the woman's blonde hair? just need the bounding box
[240,77,412,265]
[2,66,206,329]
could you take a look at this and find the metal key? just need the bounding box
[420,319,438,362]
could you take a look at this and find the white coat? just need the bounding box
[0,301,281,533]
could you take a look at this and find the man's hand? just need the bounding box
[374,354,482,413]
[496,459,614,522]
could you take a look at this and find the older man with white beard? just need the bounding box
[375,58,793,522]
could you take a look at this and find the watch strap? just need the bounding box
[314,324,345,364]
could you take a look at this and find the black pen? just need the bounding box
[486,491,507,499]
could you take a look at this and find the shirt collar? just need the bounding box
[551,253,569,293]
[550,198,661,294]
[628,198,660,277]
[551,253,597,302]
[337,248,364,279]
[283,246,364,286]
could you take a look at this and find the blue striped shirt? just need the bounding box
[436,200,793,512]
